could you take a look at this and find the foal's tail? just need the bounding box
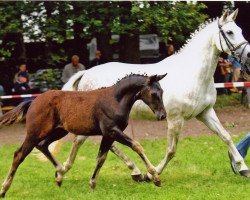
[0,100,32,128]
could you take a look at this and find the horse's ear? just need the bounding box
[228,8,239,21]
[220,9,229,23]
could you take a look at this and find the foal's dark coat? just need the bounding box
[0,74,167,197]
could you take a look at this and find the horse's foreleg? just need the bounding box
[110,145,143,182]
[0,137,37,198]
[62,135,88,174]
[89,136,113,191]
[112,127,161,187]
[197,107,250,177]
[144,117,184,181]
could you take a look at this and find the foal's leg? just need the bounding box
[61,135,143,182]
[112,127,161,186]
[197,108,250,177]
[0,137,38,197]
[90,136,114,191]
[36,128,69,186]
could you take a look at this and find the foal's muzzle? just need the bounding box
[156,110,166,121]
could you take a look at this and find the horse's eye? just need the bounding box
[226,30,233,35]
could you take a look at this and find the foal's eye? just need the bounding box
[226,30,233,35]
[152,93,158,98]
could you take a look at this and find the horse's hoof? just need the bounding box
[0,191,5,198]
[239,170,250,178]
[56,180,62,187]
[131,174,144,182]
[89,180,96,191]
[153,176,161,187]
[153,179,161,187]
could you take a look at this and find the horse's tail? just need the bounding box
[62,70,85,91]
[0,100,32,128]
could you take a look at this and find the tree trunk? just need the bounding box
[119,33,140,64]
[72,2,89,67]
[118,2,140,64]
[96,32,113,62]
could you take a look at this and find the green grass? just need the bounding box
[0,135,249,200]
[214,93,243,109]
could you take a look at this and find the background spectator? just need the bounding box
[12,64,39,102]
[218,56,232,95]
[228,55,241,93]
[89,50,106,68]
[62,55,85,83]
[166,44,175,57]
[13,64,30,84]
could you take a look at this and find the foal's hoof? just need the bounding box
[143,174,152,182]
[55,172,63,187]
[239,170,250,178]
[0,191,5,198]
[131,174,144,182]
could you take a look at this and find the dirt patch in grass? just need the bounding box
[0,105,250,146]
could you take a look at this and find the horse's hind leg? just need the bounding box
[197,108,250,177]
[62,135,88,174]
[0,137,38,197]
[90,136,114,191]
[110,145,143,181]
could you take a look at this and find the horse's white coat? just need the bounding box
[62,10,250,175]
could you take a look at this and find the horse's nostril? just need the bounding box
[247,52,250,58]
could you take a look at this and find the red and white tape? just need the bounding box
[1,82,250,99]
[0,94,40,99]
[214,82,250,88]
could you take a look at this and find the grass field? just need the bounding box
[0,135,249,200]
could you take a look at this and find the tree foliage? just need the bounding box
[0,1,209,90]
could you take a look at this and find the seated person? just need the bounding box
[12,73,30,94]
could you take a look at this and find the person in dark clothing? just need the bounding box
[89,50,106,68]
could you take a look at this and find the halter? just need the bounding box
[218,20,248,62]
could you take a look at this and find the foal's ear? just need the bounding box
[147,73,167,85]
[156,73,168,81]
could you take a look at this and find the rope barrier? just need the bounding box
[0,94,40,99]
[0,82,250,99]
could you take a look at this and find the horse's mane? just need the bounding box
[174,18,217,55]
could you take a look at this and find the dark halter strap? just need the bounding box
[218,20,248,62]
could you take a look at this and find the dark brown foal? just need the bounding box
[0,74,167,197]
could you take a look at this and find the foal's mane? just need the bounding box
[115,73,148,85]
[112,73,149,101]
